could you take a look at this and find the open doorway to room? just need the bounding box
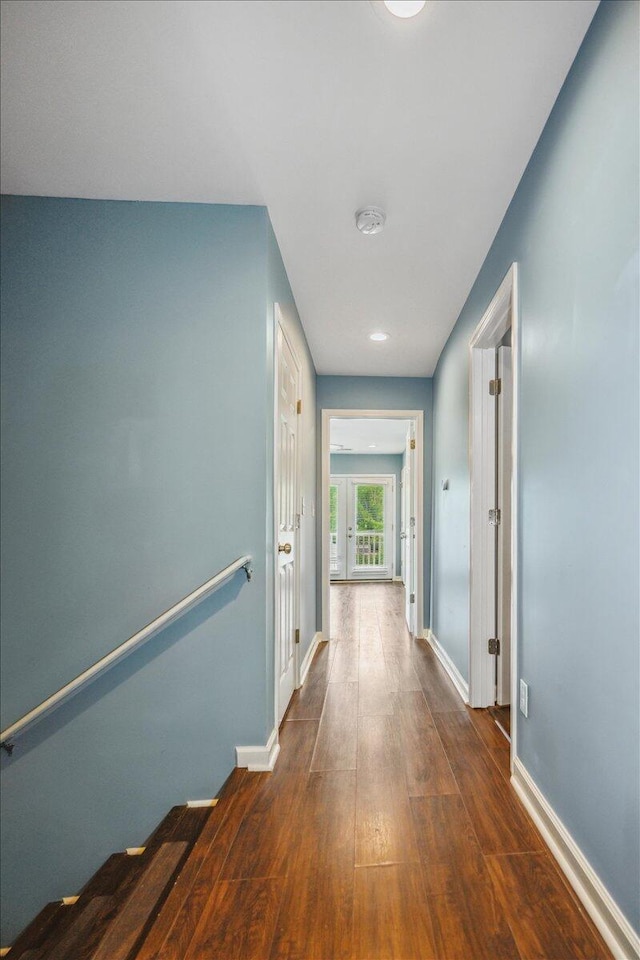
[469,264,519,757]
[321,410,424,643]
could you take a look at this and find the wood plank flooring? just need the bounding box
[148,582,613,960]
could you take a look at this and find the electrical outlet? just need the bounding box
[519,679,529,717]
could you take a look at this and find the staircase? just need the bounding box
[5,769,250,960]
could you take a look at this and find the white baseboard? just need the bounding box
[236,727,280,772]
[423,629,469,704]
[299,632,322,687]
[512,758,639,960]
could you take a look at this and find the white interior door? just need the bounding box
[496,346,513,704]
[276,323,300,724]
[404,427,417,635]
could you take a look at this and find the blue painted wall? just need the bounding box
[317,376,433,626]
[431,0,639,929]
[0,197,311,942]
[330,453,403,571]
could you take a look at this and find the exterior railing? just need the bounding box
[354,531,384,566]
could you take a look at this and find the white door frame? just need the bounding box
[468,264,519,765]
[321,409,424,641]
[273,306,301,727]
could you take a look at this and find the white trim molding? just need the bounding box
[424,630,469,704]
[512,758,640,960]
[236,727,280,772]
[298,632,322,687]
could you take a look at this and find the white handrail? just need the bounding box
[0,555,253,751]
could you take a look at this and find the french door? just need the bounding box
[329,475,394,580]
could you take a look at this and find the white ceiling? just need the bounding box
[331,418,410,455]
[0,0,598,376]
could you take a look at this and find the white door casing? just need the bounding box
[497,345,513,705]
[275,317,301,725]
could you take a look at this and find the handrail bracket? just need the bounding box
[1,741,15,756]
[243,562,253,582]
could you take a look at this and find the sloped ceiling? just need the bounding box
[0,0,599,375]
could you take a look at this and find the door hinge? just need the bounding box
[296,399,302,414]
[410,593,415,604]
[295,628,300,644]
[488,508,501,525]
[488,637,500,655]
[410,438,416,450]
[489,378,502,396]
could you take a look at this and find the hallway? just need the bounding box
[140,582,612,960]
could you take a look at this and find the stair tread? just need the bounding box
[43,895,114,960]
[78,852,139,898]
[9,800,217,958]
[90,841,188,960]
[143,806,186,847]
[7,901,63,958]
[135,770,262,960]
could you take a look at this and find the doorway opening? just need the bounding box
[468,264,519,760]
[321,410,424,643]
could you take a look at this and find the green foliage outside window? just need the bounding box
[356,484,384,531]
[329,485,338,533]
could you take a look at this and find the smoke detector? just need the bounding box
[355,207,386,235]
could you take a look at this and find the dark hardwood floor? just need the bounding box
[147,582,613,960]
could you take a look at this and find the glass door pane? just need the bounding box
[353,483,385,569]
[346,478,392,579]
[329,477,347,580]
[329,483,339,576]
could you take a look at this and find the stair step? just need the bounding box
[5,902,64,958]
[135,769,261,960]
[144,804,212,849]
[143,806,186,847]
[42,896,114,960]
[8,800,217,958]
[78,852,141,898]
[89,841,188,960]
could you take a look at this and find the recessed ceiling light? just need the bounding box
[368,444,377,448]
[383,0,426,17]
[369,332,389,342]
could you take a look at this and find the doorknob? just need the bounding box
[278,543,292,554]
